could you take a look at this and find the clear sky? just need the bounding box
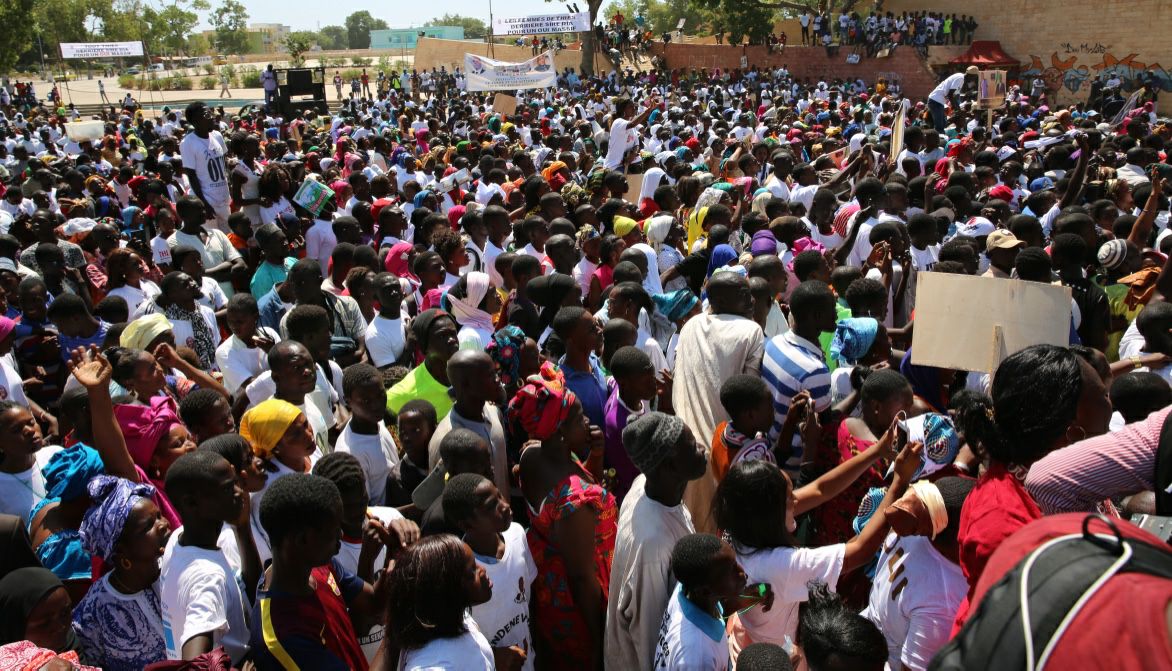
[202,0,594,32]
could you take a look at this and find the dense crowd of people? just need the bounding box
[0,51,1171,671]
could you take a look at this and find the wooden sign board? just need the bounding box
[626,172,644,200]
[910,272,1071,373]
[493,93,517,117]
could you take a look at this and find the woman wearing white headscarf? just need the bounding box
[442,272,501,351]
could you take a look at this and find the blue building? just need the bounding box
[370,26,466,49]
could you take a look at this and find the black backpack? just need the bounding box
[929,514,1172,671]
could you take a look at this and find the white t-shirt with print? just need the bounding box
[333,505,405,664]
[399,613,494,671]
[151,235,173,266]
[469,522,538,671]
[169,303,222,359]
[653,584,729,671]
[159,542,250,664]
[909,244,939,273]
[179,131,230,207]
[735,543,845,647]
[0,357,29,407]
[862,533,966,671]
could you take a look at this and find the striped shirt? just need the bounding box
[761,331,832,469]
[1025,405,1170,515]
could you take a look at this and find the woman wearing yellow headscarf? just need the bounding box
[119,313,173,352]
[239,399,315,472]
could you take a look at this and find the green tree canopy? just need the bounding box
[284,32,312,66]
[344,11,388,49]
[210,0,250,56]
[424,14,487,40]
[1,0,36,73]
[318,25,347,50]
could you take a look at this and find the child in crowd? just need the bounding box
[335,363,400,506]
[160,451,257,665]
[386,534,495,670]
[653,533,760,671]
[216,292,279,396]
[251,472,382,669]
[711,374,778,484]
[386,399,437,508]
[443,473,535,670]
[177,388,235,444]
[602,346,656,502]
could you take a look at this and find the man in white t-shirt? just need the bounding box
[366,275,408,368]
[927,66,976,132]
[179,101,232,232]
[604,95,659,171]
[160,452,256,666]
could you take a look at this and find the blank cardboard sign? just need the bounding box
[493,93,517,117]
[626,173,644,199]
[910,272,1072,373]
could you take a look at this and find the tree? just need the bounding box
[210,0,250,56]
[318,25,347,50]
[0,0,35,73]
[187,32,212,56]
[692,0,777,44]
[344,11,388,49]
[548,0,607,76]
[424,13,487,40]
[153,0,209,55]
[284,33,312,66]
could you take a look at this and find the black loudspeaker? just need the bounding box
[283,69,314,95]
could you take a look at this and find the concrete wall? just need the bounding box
[648,43,940,99]
[371,27,465,50]
[883,0,1171,104]
[413,37,612,74]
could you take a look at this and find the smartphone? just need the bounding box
[894,411,909,452]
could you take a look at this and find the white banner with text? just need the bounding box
[492,12,591,36]
[464,52,557,91]
[60,42,145,59]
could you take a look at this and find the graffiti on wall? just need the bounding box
[1021,51,1171,94]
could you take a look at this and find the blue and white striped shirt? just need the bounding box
[761,331,832,470]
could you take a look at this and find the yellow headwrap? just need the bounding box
[686,206,710,253]
[613,216,638,237]
[119,313,173,351]
[239,399,304,459]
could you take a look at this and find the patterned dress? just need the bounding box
[811,421,888,547]
[526,468,617,669]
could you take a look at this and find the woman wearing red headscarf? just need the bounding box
[511,364,616,670]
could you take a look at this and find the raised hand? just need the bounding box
[67,345,112,389]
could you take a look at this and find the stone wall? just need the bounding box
[647,43,940,99]
[882,0,1171,103]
